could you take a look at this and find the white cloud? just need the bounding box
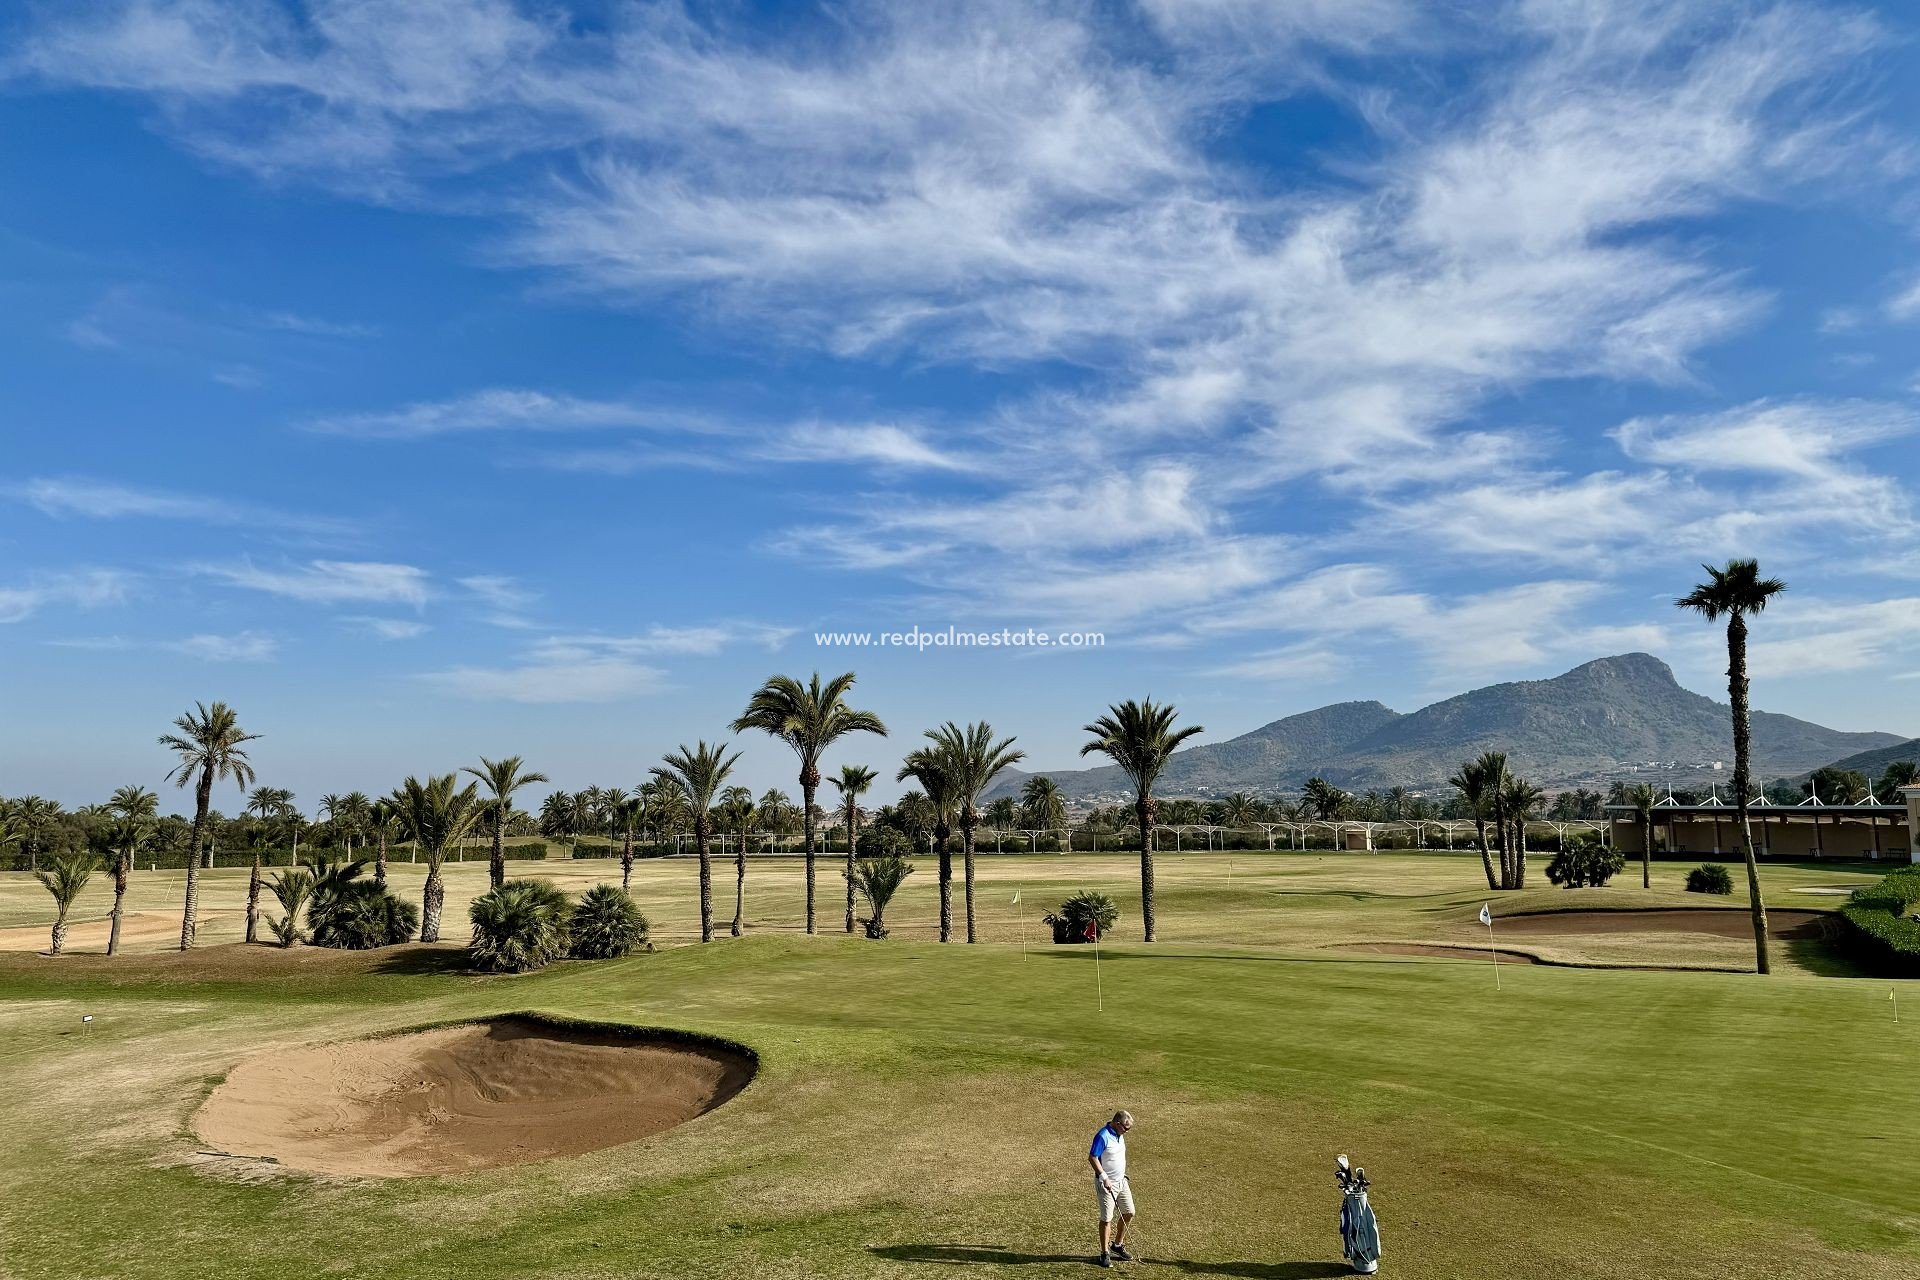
[1887,274,1920,322]
[8,476,351,537]
[306,389,713,439]
[0,570,131,623]
[343,616,429,640]
[770,423,977,473]
[167,630,277,662]
[420,636,666,703]
[196,559,430,606]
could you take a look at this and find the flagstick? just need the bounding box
[1893,989,1900,1024]
[1019,889,1028,962]
[1093,929,1104,1013]
[1488,917,1501,991]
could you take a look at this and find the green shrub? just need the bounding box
[302,856,418,949]
[506,840,551,862]
[846,853,915,938]
[568,885,649,959]
[1840,868,1920,976]
[1045,889,1120,943]
[859,827,913,860]
[1685,864,1734,895]
[469,879,572,973]
[1544,841,1626,888]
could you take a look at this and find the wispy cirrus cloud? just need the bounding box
[305,388,714,439]
[194,559,431,607]
[8,475,353,539]
[0,569,131,624]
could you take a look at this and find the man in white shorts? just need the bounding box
[1086,1110,1135,1267]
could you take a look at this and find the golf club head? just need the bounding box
[1336,1154,1351,1174]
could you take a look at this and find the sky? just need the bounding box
[3,0,1920,813]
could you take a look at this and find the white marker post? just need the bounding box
[1089,918,1104,1012]
[1480,902,1500,990]
[1892,989,1900,1024]
[1013,890,1026,962]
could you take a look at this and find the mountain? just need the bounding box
[987,653,1907,800]
[1801,737,1920,784]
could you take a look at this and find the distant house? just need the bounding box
[1607,789,1919,862]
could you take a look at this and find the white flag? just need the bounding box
[1478,903,1492,927]
[1011,891,1021,905]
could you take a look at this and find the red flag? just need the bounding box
[1084,920,1099,941]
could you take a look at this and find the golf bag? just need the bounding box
[1335,1155,1380,1275]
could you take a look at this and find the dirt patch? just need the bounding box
[1496,909,1828,940]
[0,911,221,953]
[193,1016,756,1178]
[1332,942,1544,964]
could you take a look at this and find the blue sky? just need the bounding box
[3,0,1920,811]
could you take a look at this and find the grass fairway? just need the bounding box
[2,851,1915,1279]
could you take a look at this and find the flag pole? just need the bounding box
[1481,902,1500,990]
[1092,923,1104,1012]
[1016,888,1027,962]
[1893,989,1900,1024]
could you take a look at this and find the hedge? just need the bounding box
[1838,867,1920,977]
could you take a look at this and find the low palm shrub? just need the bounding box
[1046,889,1119,944]
[304,855,416,948]
[469,878,572,972]
[1545,840,1625,888]
[1685,864,1734,895]
[568,884,649,958]
[847,853,914,938]
[34,851,96,955]
[266,868,314,946]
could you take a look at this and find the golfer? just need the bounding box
[1087,1110,1135,1267]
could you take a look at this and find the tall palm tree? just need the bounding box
[159,701,260,950]
[985,795,1018,849]
[757,789,793,852]
[1447,757,1501,891]
[367,798,396,887]
[651,741,742,943]
[464,756,550,890]
[104,785,158,957]
[716,786,756,935]
[596,786,629,860]
[14,795,63,872]
[1501,775,1543,888]
[1678,558,1787,975]
[732,672,888,935]
[645,777,690,859]
[242,786,292,944]
[572,787,604,856]
[0,810,19,871]
[616,793,644,891]
[340,791,371,857]
[319,793,347,848]
[897,748,960,942]
[830,765,878,935]
[538,790,577,844]
[932,723,1025,944]
[1020,775,1067,838]
[1624,782,1658,890]
[1877,760,1920,804]
[391,774,485,943]
[1081,700,1202,942]
[35,851,96,956]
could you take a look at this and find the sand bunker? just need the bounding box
[1496,908,1828,939]
[194,1016,755,1178]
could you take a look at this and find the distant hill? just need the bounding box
[1800,737,1920,784]
[987,653,1907,799]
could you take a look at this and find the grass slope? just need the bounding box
[0,852,1914,1280]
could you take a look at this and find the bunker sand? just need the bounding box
[194,1016,754,1178]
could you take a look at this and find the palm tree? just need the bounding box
[1678,558,1787,974]
[14,795,63,872]
[391,774,486,942]
[985,795,1018,849]
[464,756,550,890]
[757,789,793,853]
[830,765,878,935]
[1878,760,1920,804]
[1624,782,1658,890]
[1081,700,1202,942]
[732,672,888,934]
[897,747,960,942]
[266,867,314,947]
[319,793,347,847]
[1448,757,1501,891]
[616,794,644,892]
[102,785,158,958]
[35,851,96,956]
[847,853,915,939]
[596,786,630,861]
[932,723,1025,944]
[1020,775,1067,840]
[1303,777,1349,845]
[716,786,756,936]
[572,787,604,856]
[651,741,742,943]
[367,798,396,887]
[1501,775,1543,888]
[339,791,371,856]
[242,786,292,944]
[0,810,20,871]
[159,701,260,950]
[538,790,577,844]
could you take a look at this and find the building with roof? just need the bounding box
[1607,784,1920,862]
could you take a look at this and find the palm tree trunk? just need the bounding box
[50,916,67,956]
[801,775,819,935]
[420,863,445,943]
[1728,613,1771,975]
[180,766,213,950]
[108,858,128,957]
[1137,796,1157,943]
[490,819,506,891]
[844,812,858,935]
[376,831,387,888]
[698,821,714,943]
[245,853,262,944]
[1512,817,1528,888]
[732,829,745,936]
[962,815,981,943]
[1642,816,1652,889]
[936,826,953,943]
[1473,815,1497,890]
[622,829,635,893]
